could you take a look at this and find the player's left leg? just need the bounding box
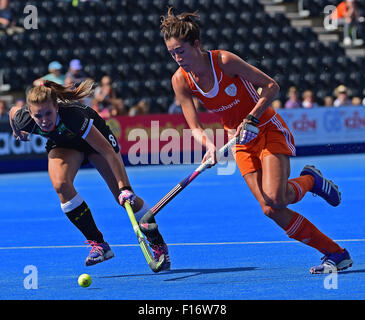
[48,148,114,266]
[263,154,352,273]
[243,154,352,273]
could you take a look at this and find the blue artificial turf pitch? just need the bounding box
[1,153,365,300]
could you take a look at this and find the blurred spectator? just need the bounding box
[351,96,362,105]
[65,59,88,86]
[271,99,282,110]
[0,0,23,35]
[94,75,126,115]
[110,102,127,117]
[128,100,149,116]
[331,0,364,46]
[301,90,318,108]
[284,86,301,109]
[168,95,203,113]
[168,95,182,114]
[33,61,65,86]
[90,98,110,120]
[14,98,25,108]
[323,96,334,107]
[333,85,352,107]
[94,75,118,108]
[64,75,74,87]
[0,99,8,121]
[0,0,11,30]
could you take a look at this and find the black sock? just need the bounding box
[65,201,104,243]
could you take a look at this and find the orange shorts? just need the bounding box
[232,113,296,176]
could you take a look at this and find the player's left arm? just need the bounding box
[218,50,279,120]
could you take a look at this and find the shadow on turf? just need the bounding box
[100,266,257,281]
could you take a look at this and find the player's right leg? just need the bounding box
[48,148,114,266]
[89,152,171,270]
[139,212,171,271]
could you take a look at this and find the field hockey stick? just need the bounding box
[124,201,165,273]
[140,136,238,223]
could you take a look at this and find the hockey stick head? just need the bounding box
[138,235,166,273]
[149,255,166,273]
[124,202,167,273]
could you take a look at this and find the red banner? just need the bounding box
[105,112,227,165]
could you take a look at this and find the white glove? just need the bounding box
[238,122,259,145]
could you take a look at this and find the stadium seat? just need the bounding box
[116,63,131,78]
[114,14,130,28]
[132,63,148,78]
[267,26,282,40]
[249,42,264,56]
[306,56,320,71]
[3,0,365,111]
[233,43,248,56]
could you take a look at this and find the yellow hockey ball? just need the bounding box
[78,274,92,288]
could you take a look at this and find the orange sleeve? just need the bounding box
[331,2,346,20]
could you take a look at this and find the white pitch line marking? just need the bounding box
[0,239,364,250]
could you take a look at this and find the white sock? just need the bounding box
[60,193,84,213]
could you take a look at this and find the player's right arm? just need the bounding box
[9,106,30,141]
[171,70,217,165]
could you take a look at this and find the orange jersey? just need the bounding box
[331,2,347,20]
[180,50,276,130]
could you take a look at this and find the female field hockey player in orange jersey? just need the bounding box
[9,80,170,271]
[160,7,352,274]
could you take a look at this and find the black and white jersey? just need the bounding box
[12,102,119,154]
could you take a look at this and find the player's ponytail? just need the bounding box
[26,79,94,106]
[160,7,200,45]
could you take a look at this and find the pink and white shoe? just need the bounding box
[85,240,114,266]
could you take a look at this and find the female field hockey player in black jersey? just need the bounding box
[9,80,170,270]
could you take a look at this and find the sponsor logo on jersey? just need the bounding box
[210,99,240,113]
[80,118,88,132]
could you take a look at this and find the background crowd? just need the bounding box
[0,0,365,123]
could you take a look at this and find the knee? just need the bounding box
[263,192,287,209]
[52,179,72,195]
[261,205,277,219]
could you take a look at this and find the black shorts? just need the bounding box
[45,130,120,165]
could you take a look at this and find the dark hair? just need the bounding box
[26,79,94,106]
[160,7,200,45]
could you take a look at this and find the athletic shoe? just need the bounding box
[85,240,114,266]
[310,249,353,274]
[300,165,341,206]
[150,243,171,271]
